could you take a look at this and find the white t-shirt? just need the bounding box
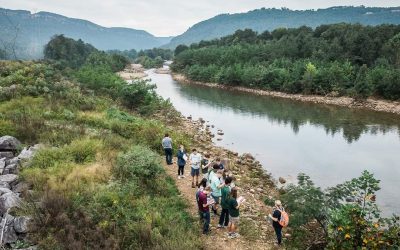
[189,153,202,169]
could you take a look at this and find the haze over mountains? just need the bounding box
[1,6,400,59]
[0,8,172,59]
[164,6,400,48]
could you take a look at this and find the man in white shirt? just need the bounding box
[189,148,202,188]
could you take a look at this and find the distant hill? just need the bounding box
[165,6,400,49]
[0,8,173,59]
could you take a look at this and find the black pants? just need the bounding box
[178,165,184,175]
[218,208,229,226]
[164,148,172,164]
[274,225,282,244]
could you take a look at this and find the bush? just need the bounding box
[113,145,164,183]
[67,138,102,163]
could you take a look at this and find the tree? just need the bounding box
[354,64,373,99]
[174,44,189,56]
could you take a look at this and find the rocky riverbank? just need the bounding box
[173,73,400,115]
[0,136,38,249]
[170,114,286,247]
[117,64,147,80]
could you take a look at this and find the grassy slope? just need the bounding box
[0,61,200,249]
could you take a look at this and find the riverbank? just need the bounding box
[117,63,147,80]
[163,112,287,248]
[172,73,400,115]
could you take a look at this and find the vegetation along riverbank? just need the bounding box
[171,23,400,115]
[0,34,399,249]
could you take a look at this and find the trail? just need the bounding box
[163,160,279,250]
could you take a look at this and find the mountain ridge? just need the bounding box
[0,8,172,59]
[164,6,400,49]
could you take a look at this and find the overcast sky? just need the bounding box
[0,0,399,36]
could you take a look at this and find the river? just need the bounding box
[146,68,400,216]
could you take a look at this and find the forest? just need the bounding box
[172,23,400,100]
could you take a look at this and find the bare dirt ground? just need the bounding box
[163,159,282,250]
[117,64,147,80]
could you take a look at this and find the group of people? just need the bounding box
[162,134,286,245]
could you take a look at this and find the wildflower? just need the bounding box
[363,239,368,244]
[345,233,351,239]
[337,226,343,231]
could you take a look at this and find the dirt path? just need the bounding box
[163,160,279,250]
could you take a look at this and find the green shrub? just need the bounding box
[67,138,102,163]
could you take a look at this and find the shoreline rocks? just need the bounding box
[172,73,400,116]
[0,136,37,246]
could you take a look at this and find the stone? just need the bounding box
[12,182,29,193]
[345,196,355,202]
[249,189,255,194]
[0,188,12,195]
[242,153,255,160]
[0,214,17,244]
[0,136,21,152]
[0,182,10,189]
[217,131,224,135]
[0,152,14,159]
[278,177,286,184]
[4,163,18,175]
[0,158,5,173]
[18,145,41,162]
[13,216,30,233]
[0,192,22,214]
[0,174,18,184]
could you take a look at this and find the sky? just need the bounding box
[0,0,399,36]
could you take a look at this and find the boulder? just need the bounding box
[278,177,287,184]
[0,158,5,173]
[242,153,255,161]
[0,192,22,214]
[0,174,18,184]
[3,163,18,175]
[0,136,21,152]
[12,182,29,193]
[0,214,17,243]
[18,145,40,162]
[13,216,30,233]
[0,152,14,159]
[0,182,11,189]
[0,188,12,195]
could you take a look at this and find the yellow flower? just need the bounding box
[345,233,351,239]
[363,239,368,244]
[374,223,379,228]
[337,226,343,231]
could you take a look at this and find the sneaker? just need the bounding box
[217,224,224,229]
[181,175,186,178]
[228,233,236,239]
[177,176,181,179]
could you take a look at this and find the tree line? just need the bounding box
[172,23,400,100]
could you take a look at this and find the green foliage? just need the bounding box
[172,24,400,100]
[44,35,96,69]
[114,145,164,183]
[281,171,400,249]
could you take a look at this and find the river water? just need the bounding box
[146,69,400,216]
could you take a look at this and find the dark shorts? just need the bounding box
[191,167,200,176]
[211,194,220,204]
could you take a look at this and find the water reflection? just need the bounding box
[178,84,400,143]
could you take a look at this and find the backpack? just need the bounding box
[277,208,289,227]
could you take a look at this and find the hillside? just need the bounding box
[0,8,172,59]
[165,6,400,48]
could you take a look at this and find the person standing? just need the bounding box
[176,145,187,179]
[210,169,224,215]
[162,133,173,165]
[189,149,202,188]
[201,153,211,179]
[227,187,243,239]
[268,200,284,246]
[198,186,212,234]
[218,176,233,228]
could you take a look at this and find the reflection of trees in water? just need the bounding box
[179,84,400,143]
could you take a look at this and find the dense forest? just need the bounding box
[172,23,400,100]
[108,47,173,68]
[165,6,400,48]
[0,35,200,249]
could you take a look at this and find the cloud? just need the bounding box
[0,0,399,36]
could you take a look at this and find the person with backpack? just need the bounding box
[268,200,289,246]
[161,133,173,165]
[218,176,233,229]
[198,186,212,235]
[176,145,187,179]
